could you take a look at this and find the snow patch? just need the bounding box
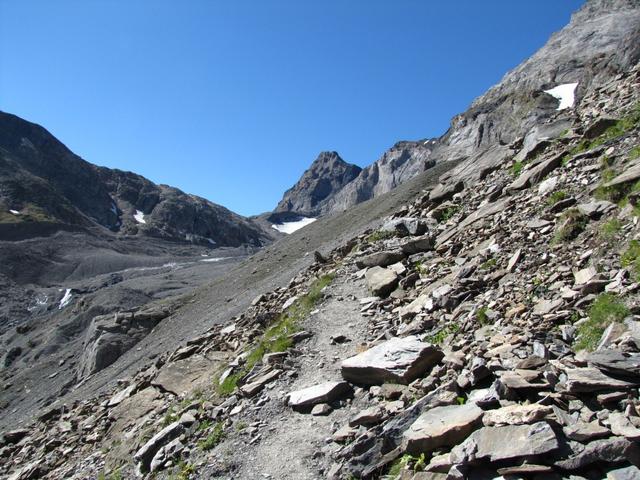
[544,82,578,110]
[111,202,118,215]
[9,209,20,215]
[207,238,217,245]
[200,256,232,263]
[271,217,317,234]
[134,210,146,224]
[59,289,73,309]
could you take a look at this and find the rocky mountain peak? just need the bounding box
[275,151,362,216]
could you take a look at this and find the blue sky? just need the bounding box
[0,0,584,216]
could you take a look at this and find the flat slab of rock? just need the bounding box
[341,336,443,385]
[507,153,563,191]
[356,250,405,269]
[450,422,559,465]
[240,369,282,397]
[563,367,638,393]
[403,403,484,455]
[400,235,434,255]
[604,161,640,188]
[286,381,351,409]
[152,353,227,396]
[555,437,640,470]
[365,266,399,297]
[482,404,552,426]
[563,421,610,441]
[587,350,640,378]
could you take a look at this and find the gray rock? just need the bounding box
[356,250,405,269]
[555,437,640,471]
[577,200,616,219]
[364,266,399,297]
[134,421,184,473]
[240,369,282,397]
[507,153,564,191]
[607,465,640,480]
[587,350,640,379]
[400,235,435,255]
[286,381,351,409]
[381,217,429,237]
[482,404,552,426]
[450,422,559,465]
[603,160,640,189]
[563,421,611,441]
[583,117,619,139]
[563,367,638,393]
[349,406,385,427]
[609,412,640,440]
[403,403,484,455]
[341,336,443,385]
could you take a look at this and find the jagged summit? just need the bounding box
[277,0,640,219]
[275,151,362,217]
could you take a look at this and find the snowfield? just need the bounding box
[544,82,578,110]
[134,210,146,224]
[271,217,317,234]
[9,210,20,215]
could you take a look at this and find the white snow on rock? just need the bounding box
[133,210,146,224]
[111,202,118,215]
[272,217,317,234]
[200,256,232,263]
[9,210,20,215]
[544,82,578,110]
[59,289,73,309]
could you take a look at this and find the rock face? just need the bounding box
[341,336,443,385]
[0,111,269,247]
[275,151,362,216]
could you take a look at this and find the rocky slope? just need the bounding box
[0,111,269,247]
[3,2,640,479]
[277,0,640,218]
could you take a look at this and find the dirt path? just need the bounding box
[221,271,370,480]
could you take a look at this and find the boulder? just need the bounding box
[341,336,443,385]
[286,381,351,409]
[482,404,552,426]
[134,421,184,473]
[507,152,564,191]
[152,353,227,396]
[381,217,429,237]
[400,235,434,255]
[577,200,616,219]
[603,161,640,189]
[365,267,399,297]
[356,250,405,269]
[555,437,640,471]
[450,422,559,465]
[403,403,484,455]
[563,367,638,393]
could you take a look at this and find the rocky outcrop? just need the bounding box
[275,151,362,216]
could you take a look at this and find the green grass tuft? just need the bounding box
[575,293,630,351]
[553,208,588,243]
[622,240,640,281]
[198,422,225,451]
[216,273,335,396]
[547,190,567,206]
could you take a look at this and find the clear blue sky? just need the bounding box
[0,0,584,216]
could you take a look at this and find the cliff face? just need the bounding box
[275,151,362,217]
